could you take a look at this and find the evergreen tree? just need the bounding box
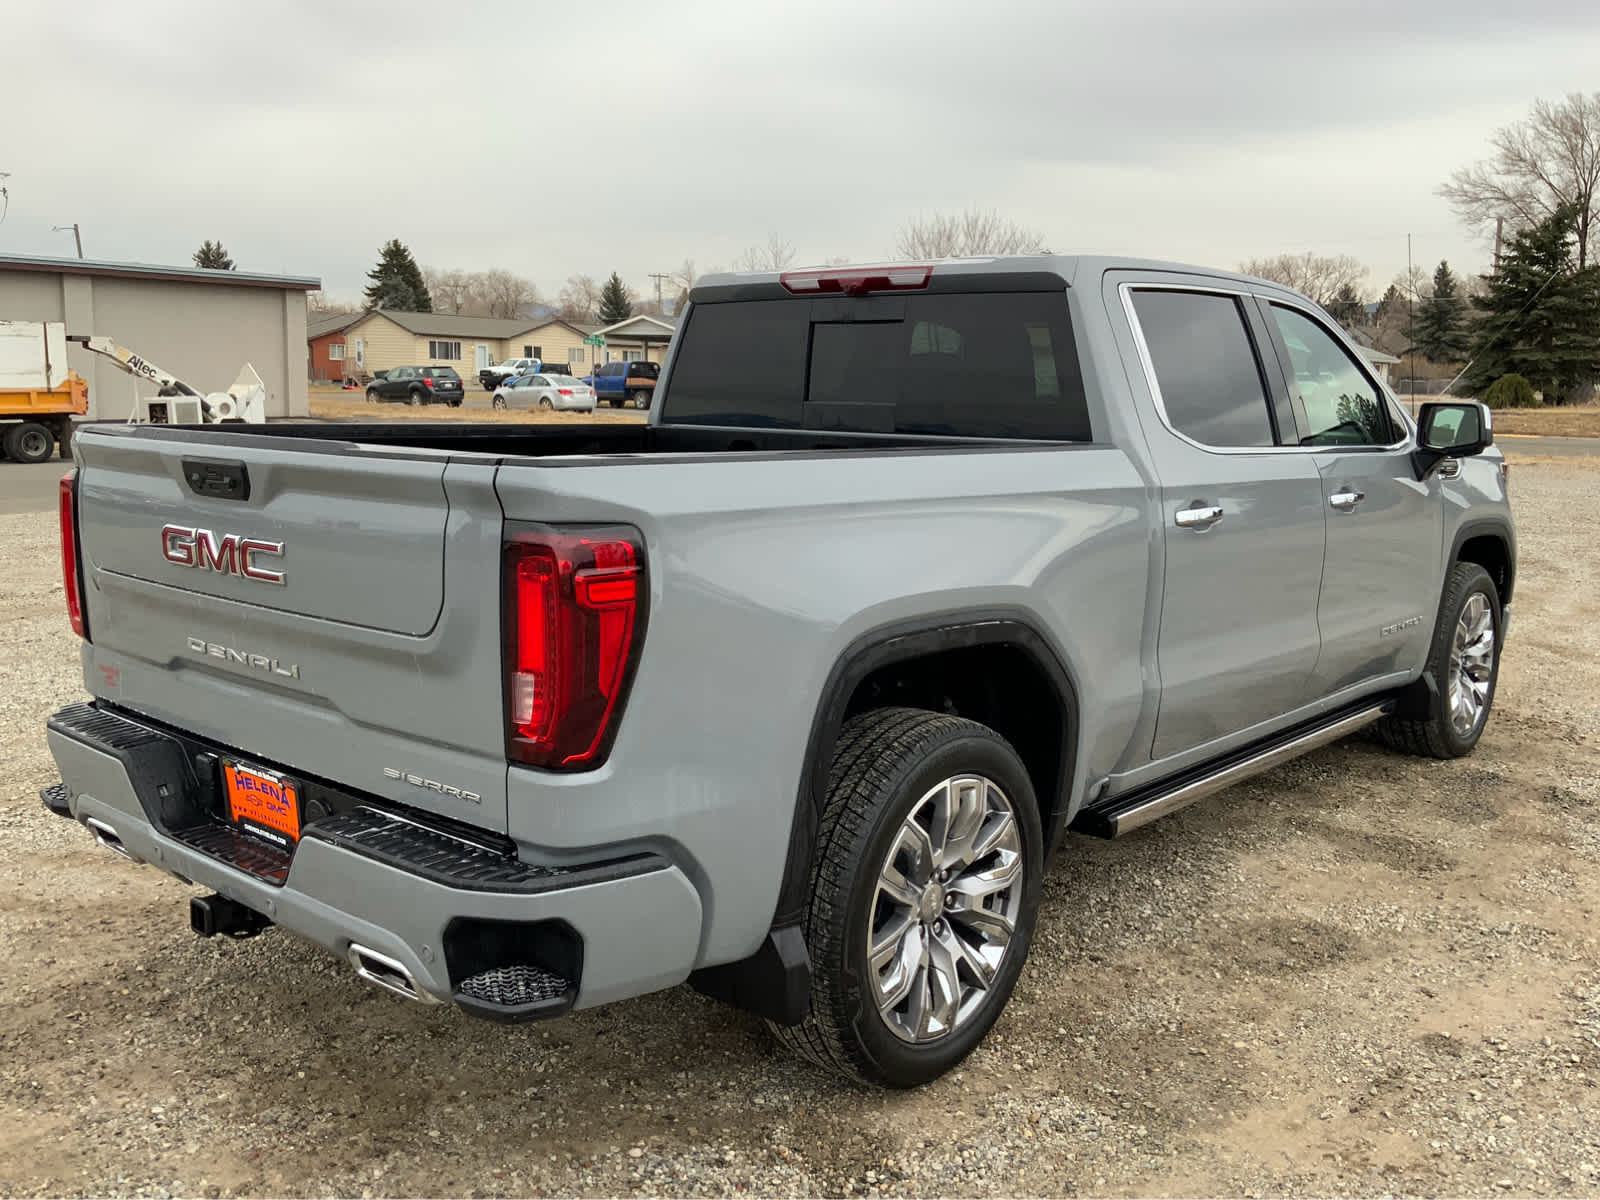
[1465,203,1600,400]
[1374,283,1405,324]
[1325,282,1366,328]
[1409,260,1471,362]
[598,272,633,323]
[193,240,235,270]
[363,239,432,312]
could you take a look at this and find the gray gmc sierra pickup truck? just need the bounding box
[43,256,1514,1087]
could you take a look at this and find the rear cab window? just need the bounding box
[661,288,1091,440]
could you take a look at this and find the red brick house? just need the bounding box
[307,311,363,383]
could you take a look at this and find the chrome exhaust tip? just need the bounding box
[83,816,140,863]
[348,943,438,1004]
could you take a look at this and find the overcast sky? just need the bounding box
[5,0,1598,304]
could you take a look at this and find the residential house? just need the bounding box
[307,311,364,382]
[322,310,551,382]
[514,313,680,376]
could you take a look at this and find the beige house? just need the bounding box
[328,309,680,384]
[515,314,679,375]
[336,310,549,381]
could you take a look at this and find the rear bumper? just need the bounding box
[44,703,704,1018]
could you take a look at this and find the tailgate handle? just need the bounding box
[182,458,251,502]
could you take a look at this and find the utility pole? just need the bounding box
[1406,233,1415,416]
[647,272,671,313]
[53,223,83,258]
[1493,215,1504,275]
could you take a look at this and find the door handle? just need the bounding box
[1174,504,1224,530]
[1328,490,1366,512]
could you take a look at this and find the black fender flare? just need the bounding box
[1449,516,1516,605]
[690,608,1081,1025]
[775,607,1082,929]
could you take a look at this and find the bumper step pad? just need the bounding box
[40,782,72,818]
[454,963,576,1023]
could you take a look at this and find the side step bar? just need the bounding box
[1074,702,1392,838]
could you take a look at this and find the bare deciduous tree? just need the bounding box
[1438,92,1600,269]
[558,274,602,322]
[894,208,1047,258]
[423,267,475,314]
[733,234,797,273]
[1239,253,1369,306]
[471,269,538,319]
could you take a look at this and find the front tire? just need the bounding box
[770,707,1043,1088]
[1377,562,1501,758]
[365,388,380,404]
[492,395,506,410]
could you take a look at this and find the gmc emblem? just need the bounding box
[161,525,285,585]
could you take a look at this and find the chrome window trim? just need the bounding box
[1118,281,1412,457]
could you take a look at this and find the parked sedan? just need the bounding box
[364,366,464,406]
[491,373,596,413]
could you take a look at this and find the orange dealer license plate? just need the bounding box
[223,761,301,848]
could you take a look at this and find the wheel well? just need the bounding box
[1458,534,1513,604]
[843,643,1069,843]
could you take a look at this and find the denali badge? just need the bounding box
[1381,615,1423,637]
[383,767,482,805]
[186,636,300,679]
[161,525,285,585]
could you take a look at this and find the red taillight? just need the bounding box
[59,470,87,640]
[558,387,573,395]
[779,264,933,295]
[505,527,646,769]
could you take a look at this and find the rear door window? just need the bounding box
[1129,290,1276,448]
[662,290,1090,439]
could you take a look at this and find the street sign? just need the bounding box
[583,334,606,347]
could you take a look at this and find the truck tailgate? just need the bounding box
[73,428,512,832]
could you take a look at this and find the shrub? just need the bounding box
[1482,373,1539,409]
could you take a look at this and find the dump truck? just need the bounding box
[0,321,84,462]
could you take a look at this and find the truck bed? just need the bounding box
[119,420,1052,459]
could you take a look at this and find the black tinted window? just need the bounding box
[663,291,1090,440]
[1131,290,1274,448]
[630,362,660,378]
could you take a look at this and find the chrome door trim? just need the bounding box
[1117,281,1412,458]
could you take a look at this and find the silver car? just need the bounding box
[491,373,596,413]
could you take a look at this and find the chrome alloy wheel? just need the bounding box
[868,774,1024,1044]
[1448,592,1495,736]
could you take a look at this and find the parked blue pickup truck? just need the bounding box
[590,360,660,408]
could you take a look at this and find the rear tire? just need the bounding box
[406,390,423,407]
[538,397,554,411]
[1376,562,1501,758]
[6,421,55,464]
[629,389,650,409]
[769,707,1043,1088]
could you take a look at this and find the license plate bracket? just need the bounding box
[222,760,301,848]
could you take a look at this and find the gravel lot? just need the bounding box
[2,456,1597,1198]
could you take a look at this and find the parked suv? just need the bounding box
[43,256,1513,1089]
[365,366,464,406]
[592,360,660,408]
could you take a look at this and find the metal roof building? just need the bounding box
[0,253,320,420]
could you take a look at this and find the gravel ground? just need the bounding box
[2,456,1598,1198]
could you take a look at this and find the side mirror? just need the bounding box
[1413,400,1493,479]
